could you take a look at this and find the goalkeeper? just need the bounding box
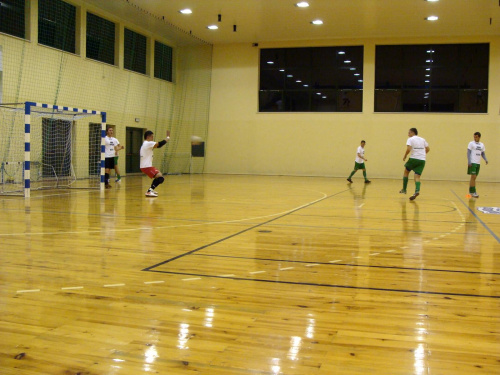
[140,130,169,197]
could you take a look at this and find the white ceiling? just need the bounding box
[90,0,500,45]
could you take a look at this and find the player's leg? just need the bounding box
[362,168,370,183]
[347,163,358,183]
[400,168,410,194]
[410,174,421,200]
[104,158,114,188]
[468,164,479,197]
[146,169,165,196]
[114,156,121,182]
[409,160,425,200]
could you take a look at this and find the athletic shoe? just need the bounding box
[399,189,407,194]
[347,178,353,183]
[145,189,158,197]
[115,177,121,182]
[409,192,419,201]
[364,180,371,184]
[105,184,112,189]
[471,192,479,198]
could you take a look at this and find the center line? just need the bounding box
[279,267,294,271]
[249,271,266,274]
[17,289,40,293]
[61,286,84,290]
[104,284,125,287]
[144,281,165,284]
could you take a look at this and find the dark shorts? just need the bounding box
[405,158,426,175]
[105,157,115,169]
[467,163,480,176]
[354,162,365,170]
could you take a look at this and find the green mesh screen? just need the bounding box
[124,28,147,74]
[0,0,212,185]
[0,0,25,39]
[154,41,173,82]
[86,12,115,65]
[38,0,76,54]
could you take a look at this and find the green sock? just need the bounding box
[403,177,408,191]
[117,174,121,179]
[469,186,474,194]
[348,170,356,179]
[415,182,421,192]
[472,186,476,193]
[363,171,367,180]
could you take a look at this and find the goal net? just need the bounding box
[0,102,106,197]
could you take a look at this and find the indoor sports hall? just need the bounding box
[0,1,498,374]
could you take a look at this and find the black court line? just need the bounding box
[193,253,500,275]
[451,189,500,243]
[145,270,499,299]
[142,189,349,271]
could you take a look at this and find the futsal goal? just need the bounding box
[0,102,106,197]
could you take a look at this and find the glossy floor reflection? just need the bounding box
[0,175,498,374]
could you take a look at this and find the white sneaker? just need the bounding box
[471,192,479,198]
[145,189,158,197]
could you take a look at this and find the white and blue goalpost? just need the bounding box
[0,101,106,197]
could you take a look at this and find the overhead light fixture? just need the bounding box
[350,67,356,70]
[425,80,430,83]
[311,20,323,25]
[427,49,435,53]
[303,84,309,87]
[296,80,302,83]
[354,73,360,76]
[426,68,431,71]
[179,9,192,14]
[287,74,293,77]
[279,69,285,72]
[358,80,363,83]
[267,61,274,64]
[296,2,309,7]
[338,51,346,55]
[344,60,351,63]
[426,0,439,2]
[426,16,439,21]
[207,25,218,30]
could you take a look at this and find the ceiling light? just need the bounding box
[296,80,302,83]
[338,51,345,55]
[287,74,293,77]
[316,92,322,95]
[354,73,360,76]
[207,25,218,30]
[426,68,431,71]
[350,67,356,70]
[426,0,439,2]
[426,16,439,21]
[344,60,351,63]
[267,61,274,64]
[303,84,309,87]
[425,80,430,83]
[427,49,435,53]
[179,9,192,14]
[296,2,309,7]
[311,20,323,25]
[358,80,363,82]
[425,74,430,77]
[279,69,285,72]
[322,96,327,99]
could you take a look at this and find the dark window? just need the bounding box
[38,0,76,53]
[154,41,173,82]
[259,46,363,112]
[124,28,147,75]
[375,44,489,113]
[86,12,115,65]
[0,0,25,39]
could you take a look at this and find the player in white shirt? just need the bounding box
[467,132,488,198]
[400,128,430,201]
[104,127,124,188]
[347,140,371,184]
[140,130,170,197]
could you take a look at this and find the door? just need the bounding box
[126,127,143,173]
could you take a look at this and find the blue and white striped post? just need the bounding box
[22,102,106,197]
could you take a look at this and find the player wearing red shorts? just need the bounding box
[140,130,169,197]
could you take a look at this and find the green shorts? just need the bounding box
[405,158,426,175]
[354,162,365,170]
[467,163,480,176]
[114,156,119,164]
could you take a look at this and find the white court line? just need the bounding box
[370,253,380,256]
[329,260,342,263]
[0,189,331,237]
[103,283,125,287]
[17,289,40,293]
[400,246,409,249]
[144,281,165,285]
[385,250,396,253]
[61,286,84,290]
[358,203,365,208]
[219,274,235,277]
[182,277,201,281]
[305,263,320,267]
[249,271,266,274]
[279,267,294,271]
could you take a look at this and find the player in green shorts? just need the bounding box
[467,132,488,198]
[114,148,124,182]
[347,140,371,184]
[400,128,430,201]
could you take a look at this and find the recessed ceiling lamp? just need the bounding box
[296,2,309,7]
[426,16,439,21]
[311,20,323,25]
[179,9,192,14]
[207,25,218,30]
[344,60,351,63]
[338,51,345,55]
[425,0,439,2]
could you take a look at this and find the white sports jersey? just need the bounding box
[468,141,485,164]
[355,146,365,163]
[104,136,120,158]
[140,141,156,168]
[407,136,428,161]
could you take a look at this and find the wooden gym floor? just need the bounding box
[0,174,498,374]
